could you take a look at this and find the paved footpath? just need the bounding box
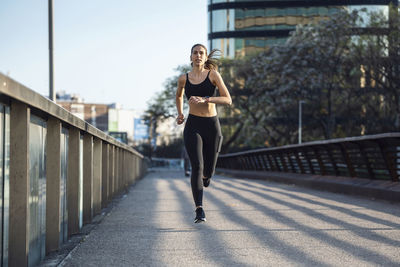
[60,169,400,267]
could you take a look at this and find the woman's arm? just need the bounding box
[208,70,232,105]
[176,74,186,124]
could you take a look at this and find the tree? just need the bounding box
[242,8,400,146]
[351,4,400,133]
[142,65,190,157]
[217,57,254,152]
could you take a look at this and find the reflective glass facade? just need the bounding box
[208,1,395,57]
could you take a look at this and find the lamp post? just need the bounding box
[298,100,305,144]
[49,0,55,101]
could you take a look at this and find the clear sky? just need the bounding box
[0,0,208,112]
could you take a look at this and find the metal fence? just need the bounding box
[217,133,400,182]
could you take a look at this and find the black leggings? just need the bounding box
[184,114,222,207]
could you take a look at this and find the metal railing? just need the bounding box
[0,73,147,267]
[217,133,400,182]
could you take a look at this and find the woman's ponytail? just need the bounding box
[205,49,220,71]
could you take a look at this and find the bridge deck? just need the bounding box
[57,170,399,266]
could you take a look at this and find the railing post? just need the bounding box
[109,145,114,200]
[114,147,118,193]
[237,156,244,170]
[293,149,305,174]
[241,155,248,170]
[124,151,128,189]
[376,140,399,181]
[357,142,375,179]
[266,153,275,171]
[249,155,256,170]
[272,153,281,171]
[313,147,326,175]
[279,152,289,172]
[256,154,262,170]
[83,134,93,224]
[9,101,30,267]
[45,117,61,253]
[101,142,109,208]
[134,154,138,181]
[248,155,255,170]
[119,148,124,192]
[68,128,80,236]
[304,149,315,174]
[327,145,340,176]
[339,143,356,177]
[257,154,263,170]
[93,138,102,215]
[134,153,137,182]
[258,154,267,170]
[286,150,296,172]
[123,150,126,190]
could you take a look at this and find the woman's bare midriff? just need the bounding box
[189,102,217,117]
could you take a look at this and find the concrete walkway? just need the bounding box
[59,169,400,266]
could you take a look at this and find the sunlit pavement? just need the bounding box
[59,169,400,266]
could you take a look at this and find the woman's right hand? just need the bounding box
[176,114,185,125]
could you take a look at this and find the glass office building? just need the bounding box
[208,0,397,58]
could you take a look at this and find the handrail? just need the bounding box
[217,133,400,181]
[0,73,142,157]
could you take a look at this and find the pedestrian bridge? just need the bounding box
[52,169,400,266]
[1,73,400,266]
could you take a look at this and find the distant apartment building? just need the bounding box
[208,0,396,58]
[56,91,141,145]
[56,91,183,147]
[57,91,109,132]
[108,103,141,145]
[155,117,182,146]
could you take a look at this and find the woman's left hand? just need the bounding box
[189,96,205,104]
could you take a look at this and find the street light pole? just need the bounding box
[48,0,55,101]
[298,100,305,144]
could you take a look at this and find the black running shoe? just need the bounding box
[203,177,211,187]
[194,207,206,223]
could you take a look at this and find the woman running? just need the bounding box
[176,44,232,223]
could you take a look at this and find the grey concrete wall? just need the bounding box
[115,147,119,194]
[9,101,30,267]
[45,117,61,254]
[68,128,81,236]
[83,134,93,224]
[93,138,102,215]
[109,145,114,200]
[101,142,109,208]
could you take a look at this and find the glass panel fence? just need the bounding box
[0,104,10,267]
[60,127,69,245]
[28,115,47,267]
[79,134,83,230]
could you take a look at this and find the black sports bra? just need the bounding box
[185,71,217,100]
